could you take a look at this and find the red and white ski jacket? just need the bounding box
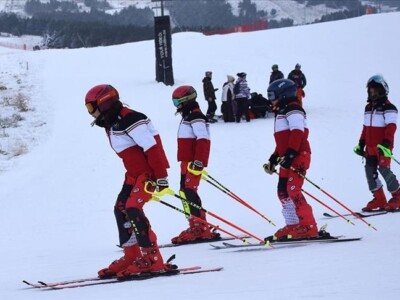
[359,98,397,154]
[273,101,311,156]
[177,105,210,166]
[106,106,169,180]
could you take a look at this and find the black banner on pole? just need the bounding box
[154,16,174,86]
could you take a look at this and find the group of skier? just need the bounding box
[203,71,252,123]
[270,63,307,106]
[205,64,307,124]
[83,72,399,279]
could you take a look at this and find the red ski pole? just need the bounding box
[301,189,355,225]
[169,191,266,244]
[271,171,356,226]
[202,171,276,226]
[290,167,377,231]
[151,196,251,244]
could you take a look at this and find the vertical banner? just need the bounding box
[154,16,174,86]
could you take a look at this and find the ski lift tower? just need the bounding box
[152,0,174,86]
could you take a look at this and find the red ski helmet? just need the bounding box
[172,85,197,107]
[85,84,119,114]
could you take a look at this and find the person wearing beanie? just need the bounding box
[221,75,235,122]
[202,71,219,123]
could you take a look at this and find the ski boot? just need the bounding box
[98,243,141,279]
[362,188,387,212]
[385,188,400,211]
[171,219,220,245]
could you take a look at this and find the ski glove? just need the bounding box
[353,141,365,157]
[188,160,204,176]
[377,139,392,157]
[263,153,279,175]
[279,148,297,169]
[144,178,170,197]
[156,178,169,191]
[263,163,276,175]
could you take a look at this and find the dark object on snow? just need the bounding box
[250,92,272,118]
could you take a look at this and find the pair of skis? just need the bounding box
[23,266,223,290]
[23,235,249,290]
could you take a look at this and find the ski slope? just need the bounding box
[1,11,400,300]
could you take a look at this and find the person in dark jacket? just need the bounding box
[202,71,218,122]
[269,64,284,84]
[288,63,307,106]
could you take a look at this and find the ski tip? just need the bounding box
[323,212,334,218]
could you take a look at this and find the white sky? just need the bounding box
[0,11,400,300]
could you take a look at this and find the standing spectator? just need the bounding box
[234,72,251,123]
[202,71,218,123]
[288,63,307,106]
[263,79,318,241]
[170,85,220,244]
[85,84,173,279]
[354,75,400,212]
[269,64,284,84]
[221,75,235,122]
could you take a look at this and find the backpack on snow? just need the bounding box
[233,82,240,95]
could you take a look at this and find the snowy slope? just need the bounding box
[1,11,400,300]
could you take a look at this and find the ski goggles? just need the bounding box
[172,93,197,107]
[85,102,97,114]
[172,98,181,107]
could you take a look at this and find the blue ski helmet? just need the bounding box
[267,79,297,102]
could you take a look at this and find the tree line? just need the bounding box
[0,0,387,49]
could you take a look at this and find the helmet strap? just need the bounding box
[91,112,106,127]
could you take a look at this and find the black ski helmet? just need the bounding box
[367,74,389,95]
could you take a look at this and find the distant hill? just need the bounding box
[2,0,396,26]
[0,0,398,49]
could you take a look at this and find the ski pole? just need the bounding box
[301,188,356,226]
[169,190,265,244]
[202,171,276,226]
[271,171,355,225]
[290,167,378,231]
[150,195,251,244]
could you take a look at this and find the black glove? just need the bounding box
[279,148,297,169]
[156,178,169,193]
[145,178,170,196]
[353,140,365,156]
[188,160,204,175]
[263,153,279,175]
